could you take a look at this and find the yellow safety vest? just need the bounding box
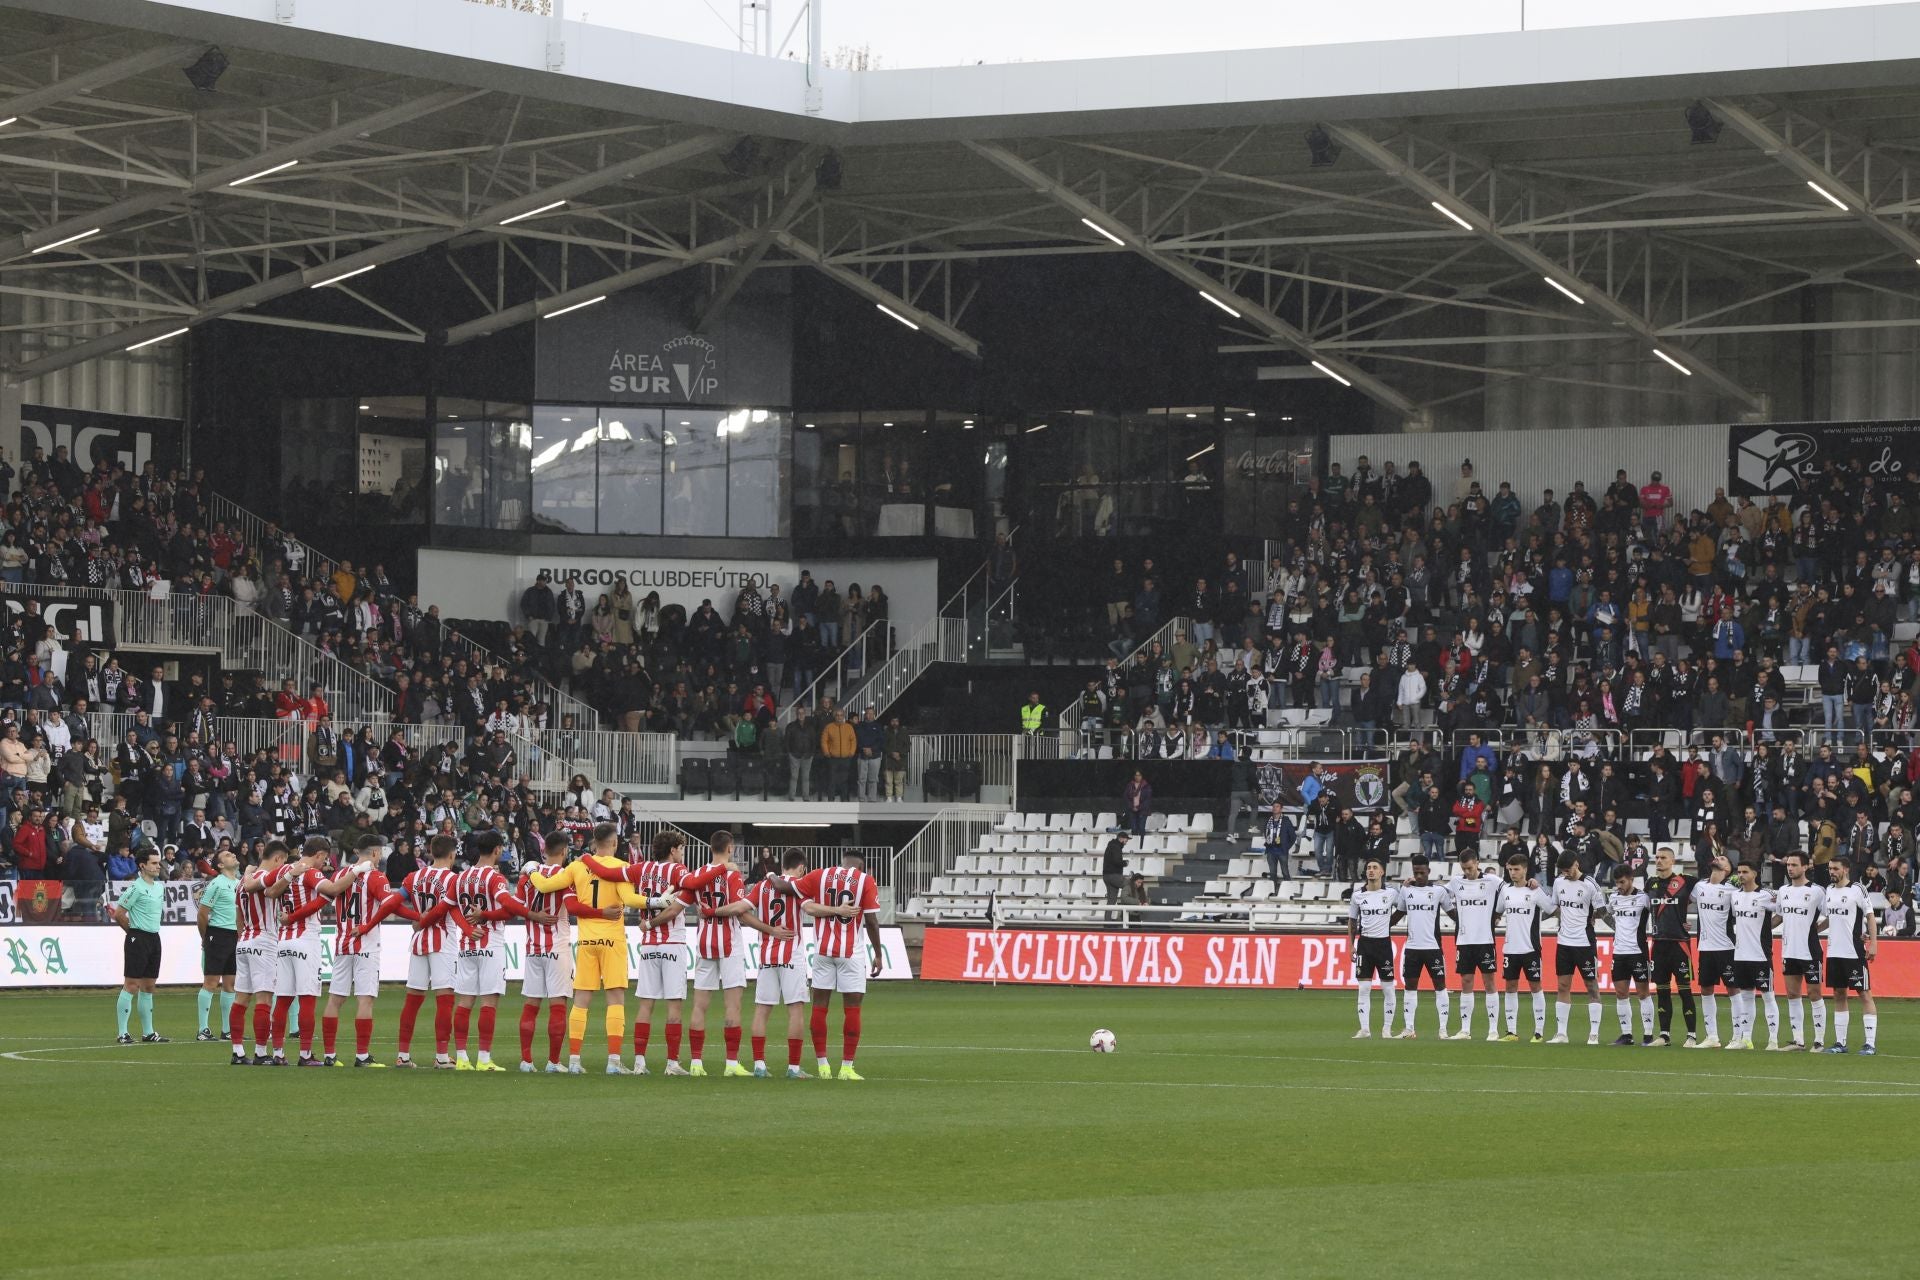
[1019,702,1046,733]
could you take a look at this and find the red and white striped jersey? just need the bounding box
[518,862,573,955]
[452,865,516,950]
[277,866,327,942]
[237,865,285,942]
[633,860,690,946]
[403,866,458,956]
[332,868,392,956]
[745,879,801,966]
[793,866,879,959]
[689,866,745,960]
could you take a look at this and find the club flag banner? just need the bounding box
[920,928,1920,997]
[0,924,914,988]
[7,880,64,924]
[1727,420,1919,497]
[1257,760,1389,811]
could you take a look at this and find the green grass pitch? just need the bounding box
[4,984,1914,1278]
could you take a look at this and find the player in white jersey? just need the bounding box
[234,841,290,1064]
[1818,859,1878,1055]
[1392,855,1453,1039]
[1602,866,1654,1047]
[1549,853,1605,1044]
[1444,849,1504,1042]
[1687,856,1735,1048]
[1726,859,1780,1051]
[1773,851,1829,1051]
[1348,856,1399,1039]
[1497,852,1553,1041]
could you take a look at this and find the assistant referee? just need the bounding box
[196,848,240,1043]
[110,849,169,1045]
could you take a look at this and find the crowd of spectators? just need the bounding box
[1069,453,1920,759]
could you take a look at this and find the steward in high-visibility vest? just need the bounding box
[1019,694,1046,734]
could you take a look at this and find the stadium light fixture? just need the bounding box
[1311,359,1352,387]
[310,263,375,289]
[1430,200,1475,231]
[1080,217,1126,246]
[543,295,607,320]
[30,227,101,254]
[227,158,299,186]
[1187,443,1216,462]
[500,199,567,226]
[0,117,17,128]
[875,303,920,331]
[1806,180,1849,211]
[1198,290,1241,318]
[1025,423,1048,433]
[1652,348,1693,376]
[125,327,189,352]
[1684,101,1723,144]
[1543,276,1586,304]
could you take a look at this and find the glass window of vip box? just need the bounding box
[435,401,531,531]
[527,407,789,537]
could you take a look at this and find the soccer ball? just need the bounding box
[1089,1028,1117,1053]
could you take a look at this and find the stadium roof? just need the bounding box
[11,0,1920,420]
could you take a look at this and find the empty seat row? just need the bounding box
[990,810,1215,836]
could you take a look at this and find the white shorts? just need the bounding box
[754,961,808,1006]
[810,953,869,996]
[235,940,278,994]
[693,952,746,992]
[634,946,688,1002]
[406,950,455,992]
[522,951,574,1001]
[453,944,507,997]
[329,952,381,999]
[273,936,322,998]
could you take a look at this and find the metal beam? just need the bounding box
[1,132,733,384]
[772,229,982,360]
[1320,123,1766,413]
[1706,99,1920,267]
[0,89,485,262]
[966,140,1410,414]
[0,41,201,121]
[693,153,818,333]
[442,229,760,345]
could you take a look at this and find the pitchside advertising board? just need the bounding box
[920,928,1920,997]
[0,923,913,988]
[9,404,183,480]
[1727,420,1919,498]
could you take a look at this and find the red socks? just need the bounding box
[397,990,425,1055]
[297,996,316,1054]
[842,1008,861,1063]
[724,1025,741,1062]
[253,1001,270,1048]
[520,1004,539,1062]
[634,1020,651,1056]
[689,1027,705,1062]
[788,1037,804,1068]
[477,1006,496,1054]
[546,1004,566,1064]
[322,1014,340,1057]
[809,1005,829,1059]
[354,1017,372,1058]
[270,995,292,1050]
[751,1034,766,1063]
[433,993,454,1056]
[665,1021,682,1062]
[229,1000,247,1048]
[452,1004,471,1053]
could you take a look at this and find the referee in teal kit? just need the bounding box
[110,849,169,1045]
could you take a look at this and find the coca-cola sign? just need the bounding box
[1234,446,1311,481]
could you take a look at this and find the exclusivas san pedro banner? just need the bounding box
[1,925,913,988]
[920,928,1920,996]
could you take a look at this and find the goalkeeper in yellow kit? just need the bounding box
[525,821,657,1075]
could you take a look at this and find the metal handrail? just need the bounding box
[777,616,887,725]
[1055,614,1192,752]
